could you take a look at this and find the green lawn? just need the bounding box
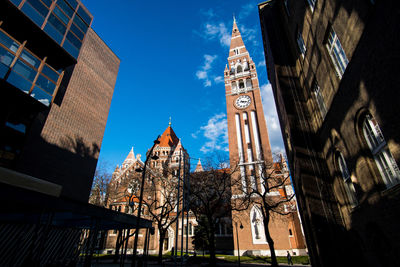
[90,252,310,265]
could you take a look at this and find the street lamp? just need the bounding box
[235,221,243,267]
[131,136,160,267]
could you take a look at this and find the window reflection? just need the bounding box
[0,28,61,106]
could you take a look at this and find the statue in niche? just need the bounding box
[252,210,261,239]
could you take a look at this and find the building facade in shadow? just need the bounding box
[258,1,399,267]
[0,0,120,202]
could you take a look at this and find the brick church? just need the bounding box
[224,19,307,256]
[102,123,193,255]
[100,19,307,258]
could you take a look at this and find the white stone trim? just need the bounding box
[230,45,246,51]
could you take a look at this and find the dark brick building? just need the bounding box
[258,1,400,267]
[0,0,119,202]
[0,1,153,266]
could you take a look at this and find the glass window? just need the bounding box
[20,49,41,69]
[70,23,84,40]
[41,64,60,83]
[73,14,88,33]
[297,32,306,58]
[53,6,70,25]
[5,122,26,134]
[31,86,52,106]
[66,31,82,49]
[312,80,327,119]
[326,27,349,78]
[363,115,400,188]
[36,74,56,94]
[44,23,63,44]
[0,46,15,66]
[0,31,19,53]
[21,2,45,27]
[47,13,67,35]
[284,0,290,15]
[12,60,37,81]
[0,63,9,79]
[77,6,92,25]
[337,152,357,207]
[62,39,79,58]
[64,0,78,9]
[9,0,22,7]
[41,0,52,7]
[56,0,74,18]
[307,0,316,12]
[25,0,49,17]
[7,71,33,94]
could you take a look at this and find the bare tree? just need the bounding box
[140,170,181,264]
[89,162,112,207]
[231,154,295,267]
[188,158,238,266]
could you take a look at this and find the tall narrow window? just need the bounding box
[326,27,348,78]
[337,152,357,207]
[297,32,306,58]
[307,0,316,12]
[363,115,400,188]
[246,78,252,89]
[312,80,327,119]
[239,79,244,89]
[284,0,290,15]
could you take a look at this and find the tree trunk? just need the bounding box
[207,219,216,266]
[113,230,122,263]
[158,230,165,264]
[262,208,278,267]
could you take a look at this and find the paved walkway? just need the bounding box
[84,259,310,267]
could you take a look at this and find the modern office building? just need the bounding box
[258,1,399,267]
[0,0,118,202]
[0,0,152,265]
[224,19,306,257]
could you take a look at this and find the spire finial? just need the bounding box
[233,13,236,24]
[169,116,171,127]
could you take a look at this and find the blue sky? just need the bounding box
[83,0,285,172]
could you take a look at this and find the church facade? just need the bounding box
[101,124,194,255]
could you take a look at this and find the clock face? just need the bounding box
[234,95,251,109]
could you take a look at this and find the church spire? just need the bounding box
[229,19,246,57]
[194,159,204,173]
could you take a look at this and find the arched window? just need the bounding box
[337,152,357,207]
[239,79,244,89]
[250,206,267,244]
[246,78,252,89]
[237,65,243,73]
[231,81,237,91]
[363,114,400,188]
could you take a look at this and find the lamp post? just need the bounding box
[131,136,160,267]
[235,221,243,267]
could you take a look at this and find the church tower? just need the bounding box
[225,19,307,257]
[225,19,272,192]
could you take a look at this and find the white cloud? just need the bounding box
[214,76,224,84]
[202,22,231,47]
[194,113,229,153]
[260,83,286,154]
[200,8,216,19]
[238,3,254,20]
[257,60,266,67]
[196,54,217,87]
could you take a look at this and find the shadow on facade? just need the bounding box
[259,1,399,267]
